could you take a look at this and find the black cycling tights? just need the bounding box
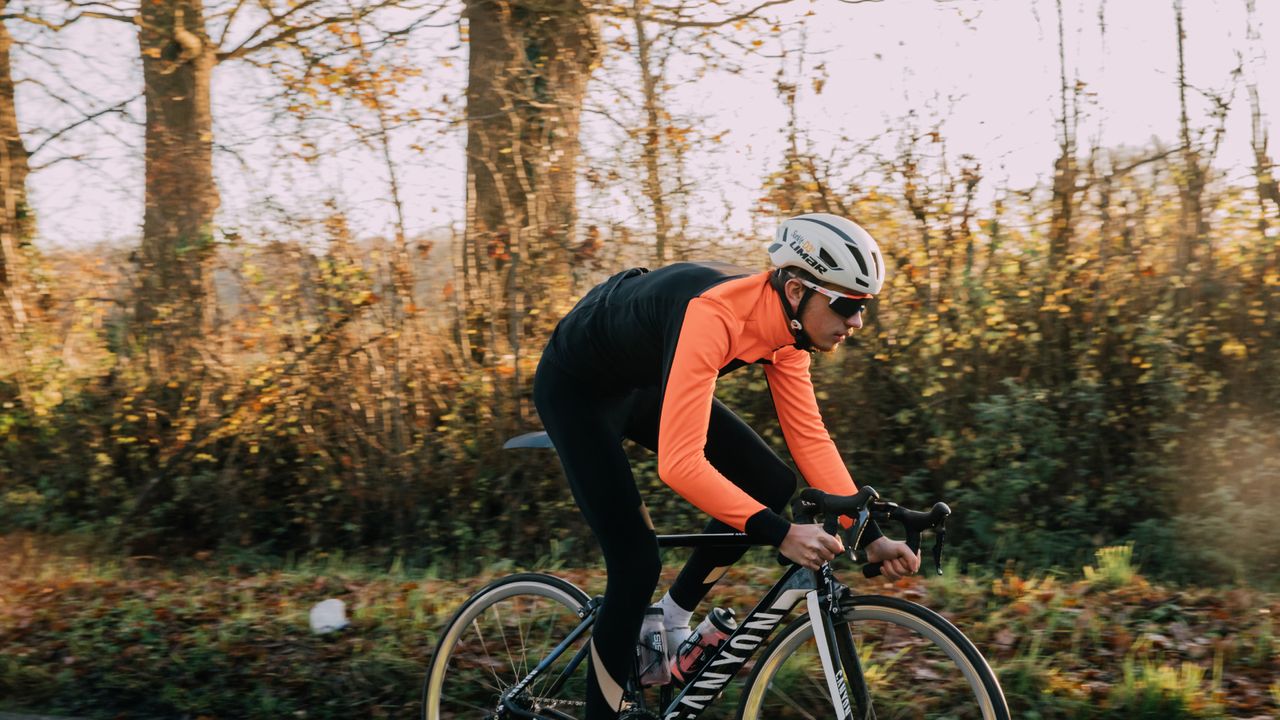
[533,355,795,719]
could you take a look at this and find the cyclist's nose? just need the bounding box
[846,313,864,330]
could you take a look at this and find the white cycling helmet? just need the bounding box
[767,213,885,295]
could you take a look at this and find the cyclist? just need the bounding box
[532,213,921,718]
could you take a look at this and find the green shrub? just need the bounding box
[1104,655,1222,719]
[1083,544,1138,590]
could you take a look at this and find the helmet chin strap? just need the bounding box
[772,269,817,352]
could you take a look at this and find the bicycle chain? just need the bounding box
[535,698,586,707]
[492,694,586,716]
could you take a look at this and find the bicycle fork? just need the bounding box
[807,588,876,720]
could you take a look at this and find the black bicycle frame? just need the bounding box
[659,560,817,719]
[504,532,861,720]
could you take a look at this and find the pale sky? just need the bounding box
[16,0,1279,250]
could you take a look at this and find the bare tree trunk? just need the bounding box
[462,0,598,426]
[0,13,32,347]
[1244,0,1279,349]
[1041,0,1079,384]
[633,4,672,264]
[136,0,220,377]
[1248,87,1280,226]
[1245,0,1279,235]
[1048,155,1078,274]
[1174,0,1208,309]
[349,24,421,548]
[1047,0,1078,274]
[959,156,980,295]
[898,149,933,307]
[1096,157,1114,274]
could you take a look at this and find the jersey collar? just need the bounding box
[755,271,802,351]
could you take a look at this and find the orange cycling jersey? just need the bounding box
[545,261,860,545]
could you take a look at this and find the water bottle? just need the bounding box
[636,606,671,686]
[670,607,738,683]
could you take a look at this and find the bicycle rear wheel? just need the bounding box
[423,572,592,719]
[738,594,1008,720]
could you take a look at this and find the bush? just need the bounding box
[2,146,1278,589]
[1083,545,1138,590]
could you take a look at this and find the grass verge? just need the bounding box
[1,536,1277,719]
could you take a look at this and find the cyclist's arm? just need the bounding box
[764,348,855,494]
[765,348,883,541]
[657,298,791,546]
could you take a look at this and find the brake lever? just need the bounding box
[905,528,922,560]
[932,520,947,576]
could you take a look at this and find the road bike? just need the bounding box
[422,432,1009,719]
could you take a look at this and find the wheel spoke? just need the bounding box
[739,597,1007,720]
[472,615,509,694]
[491,599,530,691]
[529,600,564,699]
[773,686,821,720]
[424,575,592,719]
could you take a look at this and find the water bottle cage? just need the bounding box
[670,630,706,683]
[676,630,703,658]
[636,610,671,687]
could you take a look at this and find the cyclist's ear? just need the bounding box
[783,277,806,308]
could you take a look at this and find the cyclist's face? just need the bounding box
[786,278,867,353]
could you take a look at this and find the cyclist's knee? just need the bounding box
[603,542,661,595]
[628,549,662,591]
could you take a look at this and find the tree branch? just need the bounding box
[28,92,142,160]
[640,0,793,28]
[213,0,253,50]
[30,152,90,173]
[1,10,134,30]
[219,0,440,62]
[216,0,326,63]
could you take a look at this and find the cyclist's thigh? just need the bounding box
[533,356,654,546]
[534,356,631,480]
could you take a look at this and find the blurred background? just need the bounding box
[0,0,1277,717]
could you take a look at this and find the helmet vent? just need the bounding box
[818,247,840,271]
[846,244,870,275]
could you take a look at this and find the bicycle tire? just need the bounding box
[423,572,592,720]
[737,594,1009,720]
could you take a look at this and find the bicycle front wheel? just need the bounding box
[738,594,1009,720]
[423,572,592,719]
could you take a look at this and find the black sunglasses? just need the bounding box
[796,278,872,318]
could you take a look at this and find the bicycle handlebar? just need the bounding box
[860,499,951,578]
[791,486,951,578]
[796,486,880,530]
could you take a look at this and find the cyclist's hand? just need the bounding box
[781,524,845,570]
[865,536,921,580]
